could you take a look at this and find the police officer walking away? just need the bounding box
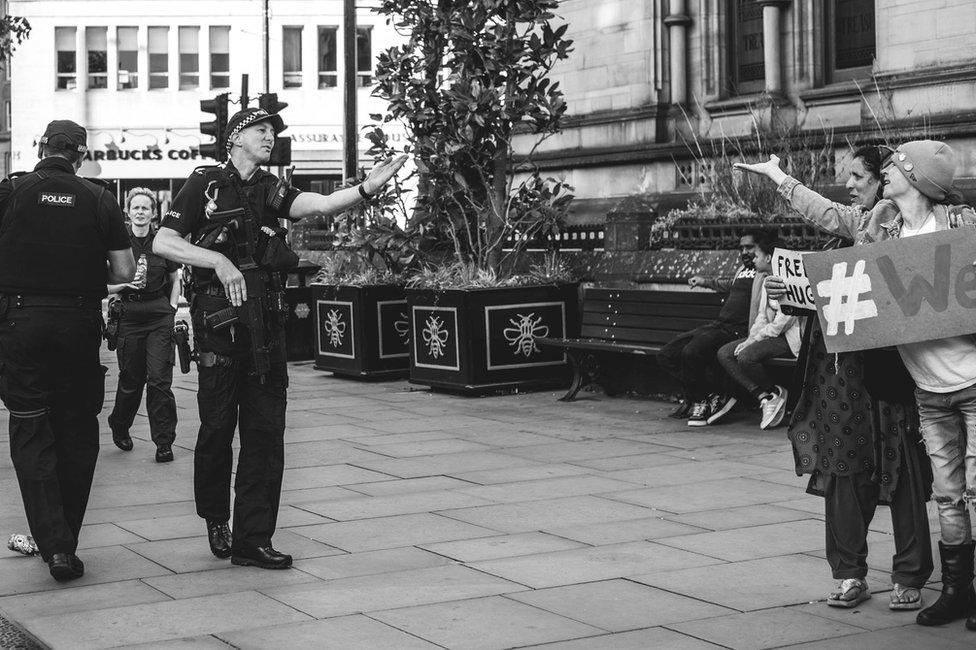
[0,120,135,581]
[107,187,182,462]
[154,107,405,569]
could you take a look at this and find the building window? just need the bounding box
[179,26,199,90]
[356,27,372,87]
[148,26,169,89]
[827,0,876,83]
[117,27,138,90]
[728,0,764,95]
[55,26,76,90]
[86,26,108,89]
[317,26,337,88]
[283,26,303,88]
[210,26,230,89]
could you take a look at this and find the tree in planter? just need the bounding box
[368,0,575,277]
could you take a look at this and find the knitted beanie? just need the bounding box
[891,140,956,202]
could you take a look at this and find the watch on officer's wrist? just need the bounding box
[358,184,372,199]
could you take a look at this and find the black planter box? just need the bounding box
[282,261,322,361]
[312,284,410,378]
[406,283,580,393]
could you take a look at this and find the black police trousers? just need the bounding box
[0,303,105,561]
[108,297,177,446]
[193,324,287,552]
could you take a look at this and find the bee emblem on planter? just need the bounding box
[394,311,410,343]
[422,315,449,358]
[323,309,347,348]
[503,312,549,358]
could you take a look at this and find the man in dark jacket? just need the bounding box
[0,120,135,582]
[658,231,762,426]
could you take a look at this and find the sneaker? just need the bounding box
[669,400,691,419]
[7,533,39,556]
[706,394,738,425]
[760,386,788,429]
[687,400,711,427]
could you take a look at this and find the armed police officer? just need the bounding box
[154,108,405,569]
[0,120,135,582]
[107,188,182,463]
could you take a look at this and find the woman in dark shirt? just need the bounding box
[107,188,182,463]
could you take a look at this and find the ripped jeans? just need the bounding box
[915,385,976,545]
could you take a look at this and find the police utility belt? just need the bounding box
[119,289,166,302]
[2,293,102,310]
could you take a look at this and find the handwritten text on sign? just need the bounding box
[803,228,976,353]
[771,248,815,310]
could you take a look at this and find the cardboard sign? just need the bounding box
[772,248,815,311]
[803,228,976,353]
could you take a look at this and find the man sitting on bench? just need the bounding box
[658,229,768,426]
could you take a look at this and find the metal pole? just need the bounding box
[241,74,249,108]
[263,0,270,93]
[343,0,357,181]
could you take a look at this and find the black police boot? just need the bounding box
[917,540,976,626]
[155,444,174,463]
[109,415,133,451]
[231,546,293,569]
[206,520,232,559]
[48,553,84,582]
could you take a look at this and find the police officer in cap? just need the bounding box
[0,120,135,581]
[154,107,405,569]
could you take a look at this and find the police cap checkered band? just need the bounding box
[40,119,88,153]
[225,108,286,150]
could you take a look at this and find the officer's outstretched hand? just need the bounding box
[215,257,246,307]
[361,154,409,195]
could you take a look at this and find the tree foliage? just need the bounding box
[0,15,31,62]
[368,0,575,274]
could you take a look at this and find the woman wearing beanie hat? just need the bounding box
[737,141,976,631]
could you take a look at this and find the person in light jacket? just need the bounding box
[717,231,801,429]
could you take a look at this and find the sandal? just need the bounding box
[827,578,871,608]
[889,583,922,610]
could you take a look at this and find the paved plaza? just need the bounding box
[0,351,971,649]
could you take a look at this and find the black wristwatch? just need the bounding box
[358,184,372,199]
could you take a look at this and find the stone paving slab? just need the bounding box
[263,564,525,618]
[521,627,724,649]
[216,614,441,649]
[544,515,706,545]
[370,595,603,649]
[668,607,867,649]
[292,547,452,581]
[632,554,831,611]
[507,578,735,632]
[470,540,724,589]
[0,579,170,620]
[0,546,172,597]
[438,495,659,533]
[420,532,586,562]
[292,512,500,552]
[25,590,311,648]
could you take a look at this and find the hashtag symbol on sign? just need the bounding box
[815,260,878,336]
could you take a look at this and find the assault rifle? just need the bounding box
[194,206,272,381]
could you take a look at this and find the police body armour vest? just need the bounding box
[0,170,110,297]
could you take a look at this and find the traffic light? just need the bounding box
[199,93,229,162]
[258,93,292,166]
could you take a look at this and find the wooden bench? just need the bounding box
[538,287,796,401]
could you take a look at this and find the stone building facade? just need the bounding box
[528,0,976,240]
